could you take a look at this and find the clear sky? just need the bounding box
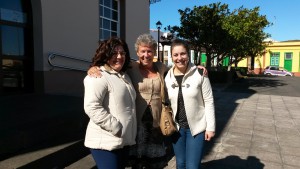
[150,0,300,41]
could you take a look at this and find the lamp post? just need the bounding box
[156,21,162,62]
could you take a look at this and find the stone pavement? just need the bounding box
[165,91,300,169]
[165,76,300,169]
[1,76,300,169]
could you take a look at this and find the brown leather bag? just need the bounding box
[160,103,177,136]
[159,72,177,136]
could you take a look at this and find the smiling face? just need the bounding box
[136,44,155,68]
[172,45,189,71]
[107,45,126,72]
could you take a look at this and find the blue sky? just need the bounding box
[150,0,300,41]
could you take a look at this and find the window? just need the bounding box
[99,0,119,40]
[270,66,278,71]
[285,52,292,60]
[270,52,279,66]
[0,0,26,23]
[164,51,168,57]
[0,0,33,92]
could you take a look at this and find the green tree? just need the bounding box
[169,3,271,71]
[171,2,230,69]
[223,6,271,70]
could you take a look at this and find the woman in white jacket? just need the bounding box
[84,37,136,169]
[164,39,216,169]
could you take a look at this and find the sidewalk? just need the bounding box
[1,78,300,168]
[166,90,300,169]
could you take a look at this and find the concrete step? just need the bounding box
[0,135,176,169]
[64,154,96,169]
[0,94,175,169]
[0,94,89,157]
[0,138,92,169]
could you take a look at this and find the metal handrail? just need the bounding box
[48,52,91,71]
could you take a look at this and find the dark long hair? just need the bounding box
[170,39,190,58]
[91,37,131,72]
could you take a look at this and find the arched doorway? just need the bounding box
[0,0,33,95]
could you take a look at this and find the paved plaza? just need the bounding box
[1,76,300,169]
[165,76,300,169]
[166,91,300,169]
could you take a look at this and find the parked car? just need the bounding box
[263,66,294,76]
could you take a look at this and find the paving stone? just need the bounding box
[283,164,300,169]
[278,137,300,147]
[255,113,274,120]
[249,149,282,163]
[282,154,300,167]
[280,145,300,157]
[225,132,252,142]
[253,129,278,141]
[275,119,296,129]
[221,138,251,149]
[230,119,254,129]
[276,127,300,137]
[252,134,278,144]
[258,160,283,169]
[228,126,253,135]
[254,119,275,128]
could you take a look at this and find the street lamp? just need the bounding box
[156,21,162,62]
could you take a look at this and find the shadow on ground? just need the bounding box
[222,76,300,97]
[202,155,264,169]
[0,94,90,168]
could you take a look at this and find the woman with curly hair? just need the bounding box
[83,37,137,169]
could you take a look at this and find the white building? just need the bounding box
[150,29,173,67]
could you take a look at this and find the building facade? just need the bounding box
[0,0,150,96]
[196,40,300,77]
[0,0,150,157]
[256,40,300,76]
[234,40,300,76]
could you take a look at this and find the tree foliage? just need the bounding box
[223,6,271,69]
[169,3,271,70]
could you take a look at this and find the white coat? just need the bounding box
[164,63,215,136]
[83,66,137,151]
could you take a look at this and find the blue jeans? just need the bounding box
[171,128,205,169]
[90,146,129,169]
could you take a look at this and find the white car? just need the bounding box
[263,66,293,76]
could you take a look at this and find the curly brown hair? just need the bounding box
[91,37,131,72]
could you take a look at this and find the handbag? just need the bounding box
[160,103,177,136]
[159,74,177,136]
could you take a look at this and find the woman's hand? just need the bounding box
[205,131,215,141]
[197,65,208,76]
[87,66,102,78]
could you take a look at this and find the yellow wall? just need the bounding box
[237,58,248,67]
[256,41,300,72]
[232,41,300,75]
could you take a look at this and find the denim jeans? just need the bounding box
[90,146,129,169]
[171,128,205,169]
